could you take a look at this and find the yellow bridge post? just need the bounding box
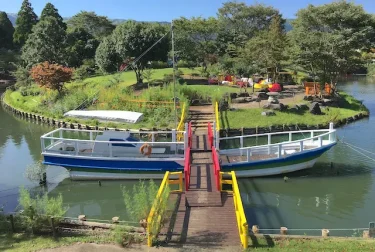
[147,171,183,247]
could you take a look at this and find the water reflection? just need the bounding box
[48,178,160,222]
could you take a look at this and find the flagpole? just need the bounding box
[171,20,177,129]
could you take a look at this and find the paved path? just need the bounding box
[39,243,242,252]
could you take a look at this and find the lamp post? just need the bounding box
[171,20,177,129]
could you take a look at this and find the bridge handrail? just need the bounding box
[207,122,214,149]
[184,147,191,191]
[188,121,192,148]
[219,171,248,249]
[231,171,248,248]
[215,102,220,131]
[211,146,221,191]
[177,103,187,141]
[147,171,183,247]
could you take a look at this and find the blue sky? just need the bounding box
[0,0,374,21]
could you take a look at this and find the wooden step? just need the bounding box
[190,120,214,124]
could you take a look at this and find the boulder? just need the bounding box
[232,97,248,103]
[261,111,276,116]
[297,104,309,110]
[229,93,238,99]
[289,105,300,113]
[245,97,257,102]
[309,102,322,115]
[257,92,268,100]
[303,96,314,101]
[238,92,250,97]
[263,103,287,111]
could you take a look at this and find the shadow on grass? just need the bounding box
[249,234,275,248]
[220,110,230,129]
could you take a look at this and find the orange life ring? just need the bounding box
[140,144,152,156]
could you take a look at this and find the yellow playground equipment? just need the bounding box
[254,79,269,89]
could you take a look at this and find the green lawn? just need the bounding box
[221,93,368,129]
[0,232,115,252]
[4,67,242,129]
[247,236,375,251]
[2,232,375,251]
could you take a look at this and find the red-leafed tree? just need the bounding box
[30,62,73,94]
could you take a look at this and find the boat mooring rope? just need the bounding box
[340,140,375,163]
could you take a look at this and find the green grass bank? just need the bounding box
[220,92,369,129]
[3,67,237,129]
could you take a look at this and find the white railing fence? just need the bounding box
[41,127,187,158]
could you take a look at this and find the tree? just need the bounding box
[22,17,67,66]
[111,21,169,83]
[30,61,73,93]
[95,36,121,73]
[40,2,67,30]
[243,15,288,81]
[174,17,218,70]
[67,11,115,39]
[142,67,154,89]
[0,12,15,49]
[13,0,38,48]
[290,1,375,88]
[217,2,280,50]
[65,28,99,67]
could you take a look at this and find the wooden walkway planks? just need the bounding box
[162,126,241,248]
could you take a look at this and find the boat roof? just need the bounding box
[63,110,143,124]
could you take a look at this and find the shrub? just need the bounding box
[30,62,73,94]
[150,61,168,69]
[24,161,46,183]
[18,186,67,233]
[122,180,159,221]
[367,64,375,76]
[113,226,144,247]
[13,65,33,88]
[177,60,195,68]
[73,65,96,81]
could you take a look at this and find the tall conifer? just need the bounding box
[13,0,38,47]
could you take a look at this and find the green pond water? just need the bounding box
[1,78,375,235]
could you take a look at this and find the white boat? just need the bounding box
[212,123,337,177]
[40,125,189,180]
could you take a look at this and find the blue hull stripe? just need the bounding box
[221,144,335,169]
[43,156,183,172]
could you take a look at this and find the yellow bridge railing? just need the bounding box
[177,103,186,141]
[147,171,183,247]
[215,101,220,131]
[220,171,248,249]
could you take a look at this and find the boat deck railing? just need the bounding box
[218,123,336,163]
[41,128,187,159]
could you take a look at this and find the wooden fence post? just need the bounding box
[9,214,15,232]
[322,229,329,237]
[252,225,259,234]
[363,230,370,239]
[280,227,288,235]
[50,217,56,238]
